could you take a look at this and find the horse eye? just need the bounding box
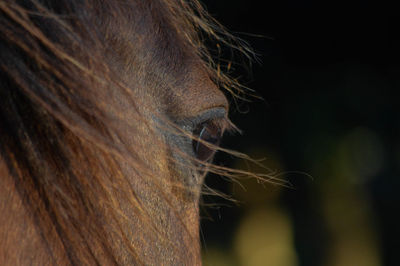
[192,122,222,162]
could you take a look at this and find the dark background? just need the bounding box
[200,1,400,266]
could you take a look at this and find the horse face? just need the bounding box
[0,1,230,265]
[99,3,229,264]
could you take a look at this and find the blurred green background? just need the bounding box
[200,1,399,266]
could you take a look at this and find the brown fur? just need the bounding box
[0,0,246,265]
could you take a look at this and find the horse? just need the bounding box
[0,0,251,264]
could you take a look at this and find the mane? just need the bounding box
[0,0,257,264]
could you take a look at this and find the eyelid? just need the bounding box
[178,107,228,132]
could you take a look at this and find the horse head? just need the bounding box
[0,1,246,264]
